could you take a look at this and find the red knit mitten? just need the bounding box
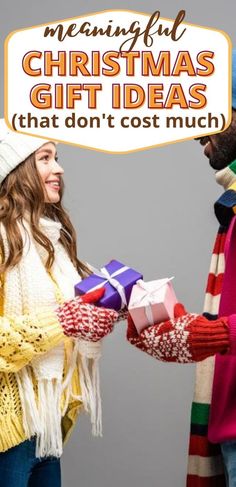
[127,303,230,363]
[57,287,119,341]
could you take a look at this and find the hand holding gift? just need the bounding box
[57,287,119,341]
[127,302,232,363]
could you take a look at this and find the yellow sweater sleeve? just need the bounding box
[0,309,64,373]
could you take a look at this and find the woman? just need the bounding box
[0,120,118,487]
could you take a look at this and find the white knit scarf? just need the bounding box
[1,217,102,458]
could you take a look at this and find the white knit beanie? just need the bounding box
[0,119,52,184]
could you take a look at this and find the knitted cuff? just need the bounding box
[189,316,230,360]
[228,314,236,354]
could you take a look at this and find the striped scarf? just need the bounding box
[187,160,236,487]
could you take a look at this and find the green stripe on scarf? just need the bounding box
[229,159,236,175]
[191,402,210,425]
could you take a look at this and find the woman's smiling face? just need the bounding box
[35,142,64,203]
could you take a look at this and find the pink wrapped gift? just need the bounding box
[128,278,178,334]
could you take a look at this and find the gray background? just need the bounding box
[1,2,235,486]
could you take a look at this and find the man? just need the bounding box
[127,49,236,487]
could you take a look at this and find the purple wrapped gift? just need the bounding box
[75,260,143,311]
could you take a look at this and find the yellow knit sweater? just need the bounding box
[0,285,82,453]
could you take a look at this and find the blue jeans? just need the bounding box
[0,438,61,487]
[221,441,236,487]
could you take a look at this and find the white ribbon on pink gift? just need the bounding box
[133,277,175,325]
[87,265,129,308]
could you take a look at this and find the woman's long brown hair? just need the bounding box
[0,152,90,278]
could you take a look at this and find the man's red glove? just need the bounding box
[127,303,231,363]
[57,287,119,341]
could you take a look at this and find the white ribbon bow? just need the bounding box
[88,264,129,308]
[133,277,174,325]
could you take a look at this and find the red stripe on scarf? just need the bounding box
[205,274,224,296]
[189,435,221,457]
[213,233,226,254]
[187,474,226,487]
